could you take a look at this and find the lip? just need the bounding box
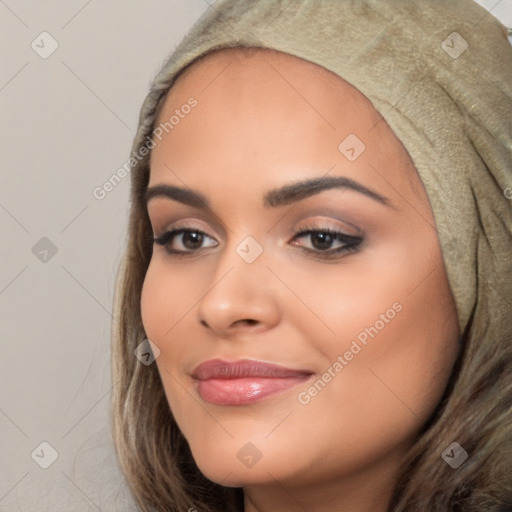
[191,359,313,406]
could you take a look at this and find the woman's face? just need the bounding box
[141,48,460,502]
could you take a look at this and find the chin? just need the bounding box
[186,437,290,488]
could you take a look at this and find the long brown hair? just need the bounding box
[110,48,512,512]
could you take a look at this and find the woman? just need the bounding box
[111,1,512,511]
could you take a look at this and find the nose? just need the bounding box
[196,242,281,337]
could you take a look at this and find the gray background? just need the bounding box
[0,1,510,511]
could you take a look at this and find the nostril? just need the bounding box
[238,319,258,326]
[200,318,258,329]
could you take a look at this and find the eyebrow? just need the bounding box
[145,175,391,209]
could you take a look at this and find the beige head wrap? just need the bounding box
[134,0,512,341]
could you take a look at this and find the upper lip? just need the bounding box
[191,359,313,380]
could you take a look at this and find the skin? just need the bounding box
[141,47,460,512]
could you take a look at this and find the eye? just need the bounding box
[290,226,363,259]
[153,228,218,255]
[152,225,364,260]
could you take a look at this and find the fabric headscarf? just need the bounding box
[133,0,512,339]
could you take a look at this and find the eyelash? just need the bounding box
[152,224,363,260]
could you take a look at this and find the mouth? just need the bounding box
[191,358,314,406]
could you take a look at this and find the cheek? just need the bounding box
[140,261,195,424]
[140,264,167,342]
[285,265,458,480]
[297,233,459,422]
[140,259,199,402]
[319,254,458,421]
[140,257,205,387]
[140,259,196,341]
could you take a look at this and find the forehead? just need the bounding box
[158,47,376,128]
[173,47,359,94]
[148,47,425,207]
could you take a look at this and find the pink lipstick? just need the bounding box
[191,359,313,406]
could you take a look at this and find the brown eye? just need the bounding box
[291,228,363,259]
[153,229,218,254]
[181,231,204,250]
[309,232,336,251]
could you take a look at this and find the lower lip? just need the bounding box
[196,376,311,406]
